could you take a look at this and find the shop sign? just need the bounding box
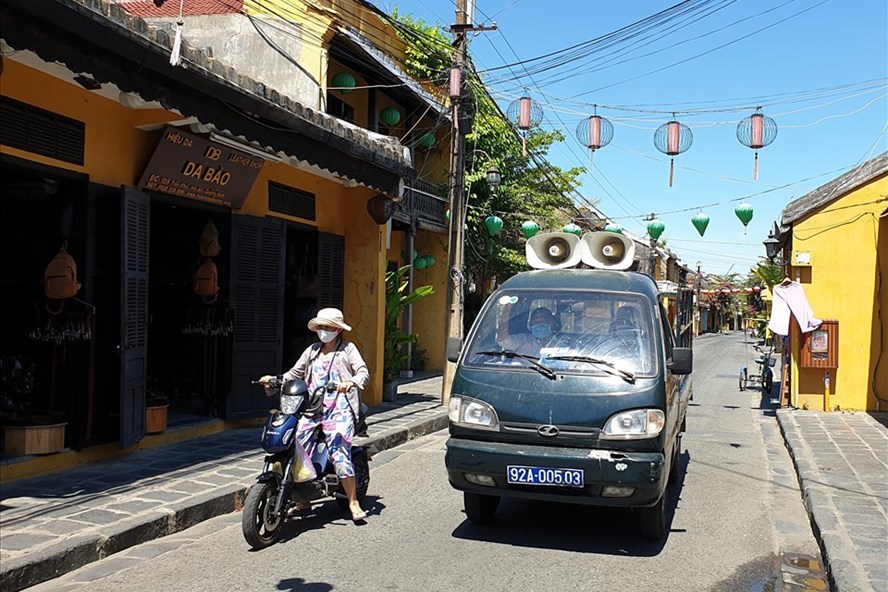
[138,126,264,209]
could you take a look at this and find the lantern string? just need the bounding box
[668,158,675,187]
[753,151,759,180]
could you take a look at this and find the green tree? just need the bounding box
[384,265,434,382]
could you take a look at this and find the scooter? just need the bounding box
[241,377,371,549]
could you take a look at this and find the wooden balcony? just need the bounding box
[395,178,448,230]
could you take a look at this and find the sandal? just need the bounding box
[350,507,368,522]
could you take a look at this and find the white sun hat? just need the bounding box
[307,308,352,332]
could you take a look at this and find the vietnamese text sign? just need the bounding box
[138,127,264,209]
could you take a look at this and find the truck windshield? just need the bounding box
[463,290,657,377]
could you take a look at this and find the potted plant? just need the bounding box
[382,265,433,401]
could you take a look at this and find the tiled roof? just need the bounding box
[781,151,888,226]
[116,0,242,17]
[74,0,413,181]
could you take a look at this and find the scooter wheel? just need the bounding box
[763,371,773,396]
[242,481,283,549]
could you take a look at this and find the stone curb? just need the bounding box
[0,409,448,592]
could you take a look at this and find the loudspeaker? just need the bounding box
[526,232,583,269]
[581,232,636,270]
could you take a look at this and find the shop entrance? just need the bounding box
[0,159,93,456]
[147,196,231,428]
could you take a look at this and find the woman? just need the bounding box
[259,307,370,521]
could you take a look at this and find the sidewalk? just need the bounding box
[0,375,448,592]
[776,409,888,592]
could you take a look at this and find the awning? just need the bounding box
[1,0,414,196]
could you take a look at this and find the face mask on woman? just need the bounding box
[317,329,339,343]
[530,323,552,339]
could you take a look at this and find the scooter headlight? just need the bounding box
[280,394,304,415]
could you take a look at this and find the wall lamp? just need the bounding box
[763,220,783,261]
[471,149,502,192]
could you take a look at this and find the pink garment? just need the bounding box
[768,281,822,336]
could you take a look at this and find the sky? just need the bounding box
[379,0,888,276]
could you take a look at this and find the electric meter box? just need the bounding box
[800,319,838,369]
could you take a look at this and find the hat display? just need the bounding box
[307,308,352,332]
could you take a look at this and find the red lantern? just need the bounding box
[507,96,542,157]
[654,119,692,187]
[737,109,777,180]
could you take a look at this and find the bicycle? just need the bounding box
[739,344,775,395]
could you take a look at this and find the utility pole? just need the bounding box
[442,0,494,403]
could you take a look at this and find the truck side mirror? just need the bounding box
[446,337,462,363]
[668,347,693,375]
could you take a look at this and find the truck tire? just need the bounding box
[464,492,499,524]
[668,436,682,485]
[638,494,666,540]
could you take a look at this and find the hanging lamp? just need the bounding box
[734,203,754,236]
[653,118,693,187]
[507,95,542,157]
[691,211,710,237]
[575,109,614,164]
[485,215,503,236]
[737,109,777,180]
[330,72,356,94]
[521,220,540,239]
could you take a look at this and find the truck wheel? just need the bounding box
[638,494,666,541]
[464,492,499,524]
[668,436,682,484]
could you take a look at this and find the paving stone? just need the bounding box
[166,480,213,494]
[36,519,95,536]
[135,490,188,503]
[67,509,129,525]
[105,500,163,514]
[0,532,55,551]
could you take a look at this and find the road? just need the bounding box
[27,333,822,592]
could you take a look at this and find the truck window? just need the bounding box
[465,290,658,377]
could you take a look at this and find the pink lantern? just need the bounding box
[449,67,462,129]
[507,96,542,157]
[575,111,614,164]
[737,109,777,180]
[654,119,692,187]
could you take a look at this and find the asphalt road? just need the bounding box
[27,333,817,592]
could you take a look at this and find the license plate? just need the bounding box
[506,465,584,487]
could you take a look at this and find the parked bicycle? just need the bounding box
[739,344,775,395]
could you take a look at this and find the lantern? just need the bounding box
[575,112,614,163]
[521,220,540,239]
[485,215,503,236]
[691,211,710,237]
[562,223,582,236]
[379,106,401,127]
[424,255,436,268]
[330,71,356,94]
[507,96,542,157]
[418,133,436,150]
[449,67,462,100]
[367,194,396,225]
[414,256,428,270]
[444,209,451,223]
[735,203,754,235]
[605,223,623,234]
[647,219,665,241]
[653,119,693,187]
[737,110,777,180]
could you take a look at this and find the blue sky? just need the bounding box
[380,0,887,276]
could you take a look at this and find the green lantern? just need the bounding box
[418,133,435,149]
[605,223,623,234]
[647,219,665,241]
[379,106,401,127]
[521,220,540,239]
[402,249,418,263]
[734,203,754,228]
[414,256,427,270]
[691,211,710,237]
[424,255,436,268]
[485,215,503,236]
[330,71,356,94]
[562,223,582,236]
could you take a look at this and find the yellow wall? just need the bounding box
[413,232,449,370]
[789,173,888,411]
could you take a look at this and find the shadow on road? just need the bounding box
[450,453,690,557]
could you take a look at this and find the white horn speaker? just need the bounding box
[581,232,636,270]
[526,232,583,269]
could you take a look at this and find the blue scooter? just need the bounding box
[241,378,370,549]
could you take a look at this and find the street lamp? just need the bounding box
[485,163,502,191]
[763,221,783,260]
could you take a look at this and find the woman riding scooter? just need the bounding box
[259,307,370,522]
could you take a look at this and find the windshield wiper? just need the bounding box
[475,349,558,380]
[546,355,636,384]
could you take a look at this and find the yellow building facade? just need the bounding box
[778,153,888,412]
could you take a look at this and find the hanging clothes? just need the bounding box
[768,281,822,336]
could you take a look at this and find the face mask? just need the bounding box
[317,329,339,343]
[530,323,552,339]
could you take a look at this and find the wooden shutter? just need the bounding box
[120,188,150,448]
[228,216,285,418]
[317,232,344,310]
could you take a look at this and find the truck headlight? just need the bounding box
[601,409,665,440]
[449,395,499,430]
